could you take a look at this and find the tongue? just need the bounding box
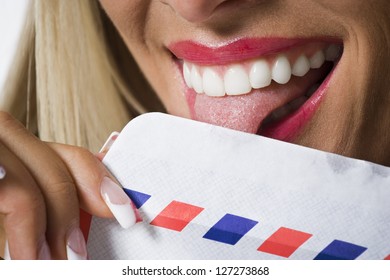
[188,66,330,134]
[194,91,278,133]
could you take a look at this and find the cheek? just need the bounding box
[296,4,390,163]
[99,0,180,112]
[99,0,131,23]
[99,0,149,42]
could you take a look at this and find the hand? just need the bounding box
[0,112,137,259]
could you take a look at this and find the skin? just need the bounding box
[1,0,389,259]
[0,112,116,259]
[99,0,390,166]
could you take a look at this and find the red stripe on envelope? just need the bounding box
[150,200,204,232]
[258,227,312,258]
[80,209,92,241]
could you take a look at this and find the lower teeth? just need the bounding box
[305,83,320,97]
[261,83,320,126]
[259,61,334,131]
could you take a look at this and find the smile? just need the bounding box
[169,38,343,142]
[183,43,340,96]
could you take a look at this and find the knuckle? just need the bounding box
[61,146,102,175]
[0,111,16,128]
[45,177,77,198]
[0,111,28,140]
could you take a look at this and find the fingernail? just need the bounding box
[4,239,51,260]
[0,165,6,180]
[4,240,10,260]
[99,132,120,154]
[38,240,51,260]
[100,177,137,228]
[66,227,87,260]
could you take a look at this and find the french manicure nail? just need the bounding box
[0,165,6,180]
[3,240,10,260]
[100,177,137,229]
[3,239,51,260]
[99,132,120,154]
[38,240,51,260]
[66,227,87,260]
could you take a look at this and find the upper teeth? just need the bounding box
[183,44,341,97]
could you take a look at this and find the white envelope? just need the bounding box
[86,113,390,260]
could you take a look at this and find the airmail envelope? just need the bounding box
[86,113,390,260]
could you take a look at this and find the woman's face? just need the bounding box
[100,0,390,165]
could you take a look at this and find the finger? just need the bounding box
[0,142,49,259]
[0,112,81,259]
[48,143,140,228]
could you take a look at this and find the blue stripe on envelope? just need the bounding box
[314,239,367,260]
[203,213,258,245]
[123,189,151,209]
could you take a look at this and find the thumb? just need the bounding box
[47,143,139,229]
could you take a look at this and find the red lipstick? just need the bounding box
[170,37,337,65]
[169,37,341,143]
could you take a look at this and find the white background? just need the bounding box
[0,260,389,279]
[0,0,29,95]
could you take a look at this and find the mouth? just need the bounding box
[169,38,343,142]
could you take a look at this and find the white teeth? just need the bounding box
[249,60,272,89]
[182,45,339,97]
[292,55,310,77]
[224,65,251,95]
[191,65,203,93]
[202,67,225,97]
[272,55,291,84]
[325,44,341,61]
[183,62,192,88]
[309,50,325,69]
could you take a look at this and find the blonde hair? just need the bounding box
[1,0,163,152]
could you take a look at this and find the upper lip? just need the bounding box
[168,37,340,65]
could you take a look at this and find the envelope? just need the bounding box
[86,113,390,260]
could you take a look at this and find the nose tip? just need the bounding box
[162,0,229,23]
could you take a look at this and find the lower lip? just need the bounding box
[179,63,337,143]
[259,65,336,142]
